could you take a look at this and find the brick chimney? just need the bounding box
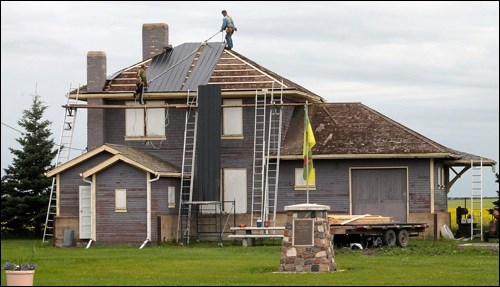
[86,51,106,151]
[142,23,169,60]
[87,51,106,92]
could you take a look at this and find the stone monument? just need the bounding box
[279,203,336,272]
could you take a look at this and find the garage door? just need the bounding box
[351,168,407,222]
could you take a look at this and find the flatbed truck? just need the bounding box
[330,222,428,248]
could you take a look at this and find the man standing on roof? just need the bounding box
[220,10,237,50]
[135,64,147,104]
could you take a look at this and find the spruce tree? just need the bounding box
[1,95,57,237]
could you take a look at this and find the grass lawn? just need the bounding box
[1,238,498,286]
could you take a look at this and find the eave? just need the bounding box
[278,153,459,160]
[80,154,181,178]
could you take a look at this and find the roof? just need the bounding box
[280,103,496,166]
[46,144,181,177]
[75,42,324,103]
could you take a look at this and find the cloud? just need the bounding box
[1,1,498,197]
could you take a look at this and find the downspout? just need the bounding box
[140,173,160,249]
[81,175,94,249]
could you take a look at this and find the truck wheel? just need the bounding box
[382,229,396,246]
[396,229,409,248]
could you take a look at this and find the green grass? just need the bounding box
[1,239,498,286]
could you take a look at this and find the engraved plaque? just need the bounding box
[293,219,314,246]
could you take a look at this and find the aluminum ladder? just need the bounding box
[176,91,198,244]
[470,158,483,240]
[264,82,283,227]
[43,85,80,243]
[250,89,267,226]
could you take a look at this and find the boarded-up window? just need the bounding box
[223,168,247,213]
[125,101,166,139]
[294,168,316,190]
[115,189,127,212]
[125,102,144,137]
[168,186,175,208]
[222,99,243,137]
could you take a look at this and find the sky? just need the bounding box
[1,1,498,198]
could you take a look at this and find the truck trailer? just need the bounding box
[329,214,428,248]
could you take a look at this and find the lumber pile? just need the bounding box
[328,214,393,225]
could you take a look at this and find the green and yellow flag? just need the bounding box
[303,112,316,183]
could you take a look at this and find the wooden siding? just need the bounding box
[59,153,112,216]
[433,160,449,212]
[95,162,149,244]
[152,178,180,216]
[276,158,436,214]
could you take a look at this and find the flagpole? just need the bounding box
[305,102,309,204]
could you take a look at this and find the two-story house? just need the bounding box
[46,23,495,247]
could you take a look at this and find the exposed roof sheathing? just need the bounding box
[83,42,323,103]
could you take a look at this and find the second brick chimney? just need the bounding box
[86,51,106,151]
[142,23,169,60]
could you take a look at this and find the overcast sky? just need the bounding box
[1,1,498,198]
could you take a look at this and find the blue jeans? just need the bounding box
[225,32,233,49]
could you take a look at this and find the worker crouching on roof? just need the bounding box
[135,64,147,104]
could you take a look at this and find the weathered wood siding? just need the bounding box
[433,160,448,212]
[152,177,180,216]
[276,158,440,214]
[59,152,112,216]
[95,162,148,244]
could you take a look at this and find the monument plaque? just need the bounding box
[293,219,314,246]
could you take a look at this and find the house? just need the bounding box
[46,23,496,247]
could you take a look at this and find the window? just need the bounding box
[168,186,175,208]
[125,101,166,140]
[222,99,243,138]
[294,168,316,190]
[437,166,445,190]
[115,189,127,212]
[223,169,247,213]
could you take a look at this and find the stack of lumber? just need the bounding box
[328,214,393,225]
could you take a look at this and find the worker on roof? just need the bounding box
[134,64,147,104]
[220,10,237,50]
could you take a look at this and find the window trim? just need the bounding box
[294,168,316,190]
[125,101,167,140]
[115,189,127,212]
[222,99,243,138]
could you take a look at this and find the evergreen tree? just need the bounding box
[1,95,56,236]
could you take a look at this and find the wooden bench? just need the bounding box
[228,226,285,246]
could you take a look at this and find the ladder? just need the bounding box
[43,85,80,243]
[176,91,198,244]
[250,89,267,226]
[264,82,283,227]
[470,158,483,240]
